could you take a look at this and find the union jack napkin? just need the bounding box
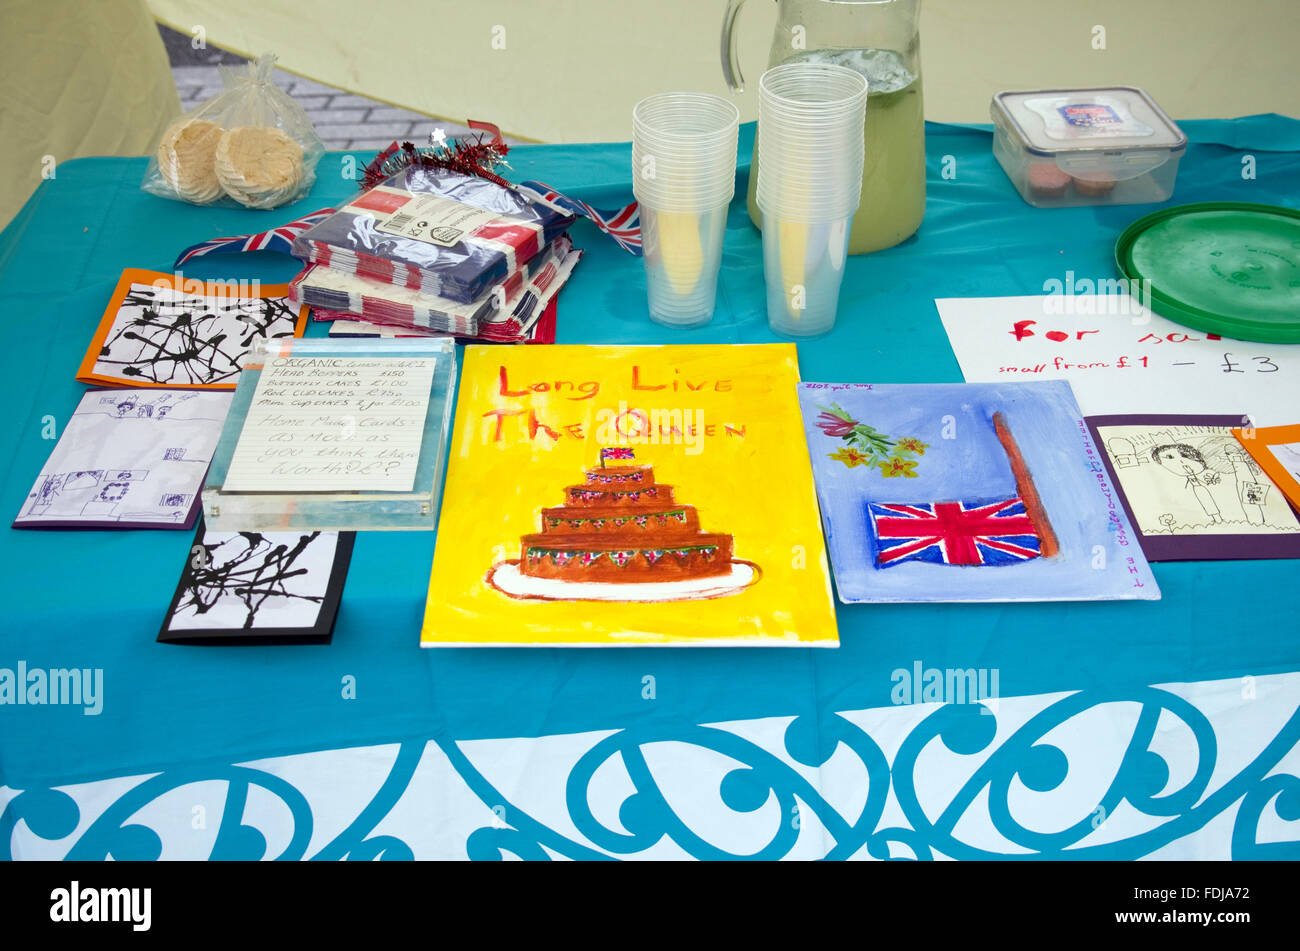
[322,292,562,345]
[290,235,574,337]
[314,244,580,343]
[290,165,574,304]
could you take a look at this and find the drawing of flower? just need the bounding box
[829,447,871,468]
[895,437,929,456]
[818,404,896,456]
[879,456,919,478]
[816,406,859,438]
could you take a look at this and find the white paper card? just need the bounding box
[222,356,437,492]
[15,389,231,527]
[935,296,1299,427]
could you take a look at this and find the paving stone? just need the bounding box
[169,65,224,85]
[365,106,432,124]
[314,122,413,141]
[346,137,413,151]
[306,108,371,126]
[327,93,391,110]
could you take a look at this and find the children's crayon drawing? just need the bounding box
[796,381,1159,603]
[1088,415,1300,561]
[422,344,837,647]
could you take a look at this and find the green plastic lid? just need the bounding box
[1115,201,1300,343]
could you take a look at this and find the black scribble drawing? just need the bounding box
[177,532,332,629]
[93,284,297,385]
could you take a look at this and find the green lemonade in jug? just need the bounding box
[747,48,926,255]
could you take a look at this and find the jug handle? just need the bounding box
[720,0,750,92]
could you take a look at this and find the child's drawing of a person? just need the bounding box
[1152,443,1222,525]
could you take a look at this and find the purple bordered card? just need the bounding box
[1085,414,1300,561]
[12,389,231,531]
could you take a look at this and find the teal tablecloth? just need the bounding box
[2,118,1298,860]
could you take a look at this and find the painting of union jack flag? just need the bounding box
[868,498,1043,568]
[795,381,1160,603]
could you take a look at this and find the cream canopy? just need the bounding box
[146,0,1298,142]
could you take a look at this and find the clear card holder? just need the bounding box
[202,337,458,531]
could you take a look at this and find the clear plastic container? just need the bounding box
[641,201,729,328]
[991,86,1187,208]
[762,212,853,337]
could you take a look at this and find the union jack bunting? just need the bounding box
[868,498,1043,568]
[172,209,336,268]
[517,181,641,256]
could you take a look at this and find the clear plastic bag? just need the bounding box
[142,53,324,210]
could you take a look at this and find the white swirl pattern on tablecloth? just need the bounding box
[4,673,1298,860]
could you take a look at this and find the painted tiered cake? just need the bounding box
[520,452,734,583]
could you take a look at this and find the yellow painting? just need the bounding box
[421,343,838,647]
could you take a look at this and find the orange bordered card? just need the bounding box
[76,268,308,390]
[1233,424,1300,511]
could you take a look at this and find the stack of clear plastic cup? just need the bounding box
[755,63,869,336]
[632,93,740,328]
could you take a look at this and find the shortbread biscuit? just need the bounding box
[214,126,304,209]
[156,118,225,204]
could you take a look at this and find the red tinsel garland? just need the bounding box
[360,124,513,192]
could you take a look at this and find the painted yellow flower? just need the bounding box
[896,437,929,456]
[879,456,919,478]
[829,447,870,468]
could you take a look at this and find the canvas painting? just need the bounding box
[421,343,838,647]
[796,381,1159,603]
[1084,415,1300,560]
[1232,423,1300,512]
[158,520,354,645]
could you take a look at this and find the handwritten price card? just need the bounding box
[222,356,436,492]
[936,296,1299,427]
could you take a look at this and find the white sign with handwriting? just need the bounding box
[936,296,1298,427]
[223,357,436,492]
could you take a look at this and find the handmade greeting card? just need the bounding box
[1083,415,1300,560]
[796,381,1159,603]
[14,388,231,530]
[158,519,354,645]
[77,268,307,389]
[421,344,838,647]
[1232,423,1300,511]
